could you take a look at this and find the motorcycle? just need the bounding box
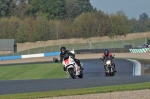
[100,56,115,76]
[62,54,83,79]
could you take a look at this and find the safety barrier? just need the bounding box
[1,48,150,60]
[0,55,22,60]
[129,48,150,53]
[0,50,77,60]
[22,53,44,59]
[44,52,60,57]
[0,52,60,60]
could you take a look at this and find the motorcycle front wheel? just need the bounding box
[68,68,76,79]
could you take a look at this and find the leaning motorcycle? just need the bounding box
[62,54,83,79]
[101,56,115,76]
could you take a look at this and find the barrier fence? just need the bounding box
[0,48,150,61]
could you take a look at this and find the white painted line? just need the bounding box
[22,53,44,59]
[127,59,141,76]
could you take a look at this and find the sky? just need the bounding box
[90,0,150,19]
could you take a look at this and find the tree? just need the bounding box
[109,12,130,37]
[130,18,139,33]
[13,0,29,19]
[145,18,150,31]
[92,11,111,37]
[29,0,66,20]
[139,13,148,23]
[28,0,31,4]
[65,0,80,20]
[74,12,95,38]
[77,0,93,13]
[0,17,21,40]
[0,0,15,17]
[137,13,149,32]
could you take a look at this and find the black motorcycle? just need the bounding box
[100,56,115,76]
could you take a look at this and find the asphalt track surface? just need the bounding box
[0,59,150,95]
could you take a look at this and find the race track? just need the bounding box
[0,58,150,95]
[83,59,133,77]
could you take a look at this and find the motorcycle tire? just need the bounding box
[68,68,76,79]
[78,72,83,78]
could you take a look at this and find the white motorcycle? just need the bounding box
[62,54,83,79]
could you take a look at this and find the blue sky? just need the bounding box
[90,0,150,19]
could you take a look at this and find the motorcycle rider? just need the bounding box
[101,49,117,73]
[60,46,84,71]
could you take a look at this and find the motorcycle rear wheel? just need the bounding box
[78,72,83,78]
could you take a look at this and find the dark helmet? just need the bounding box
[104,49,109,56]
[60,46,66,54]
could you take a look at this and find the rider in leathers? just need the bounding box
[60,46,83,71]
[101,49,117,73]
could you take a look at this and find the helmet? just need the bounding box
[104,49,109,56]
[60,46,66,54]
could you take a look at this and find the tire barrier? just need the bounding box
[129,48,150,53]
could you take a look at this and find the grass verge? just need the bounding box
[0,82,150,99]
[0,63,67,80]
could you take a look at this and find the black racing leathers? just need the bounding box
[60,50,75,63]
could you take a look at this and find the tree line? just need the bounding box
[0,0,150,43]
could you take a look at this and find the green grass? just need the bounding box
[0,82,150,99]
[0,63,67,80]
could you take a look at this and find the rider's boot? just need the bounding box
[79,63,84,71]
[114,69,117,72]
[75,59,84,71]
[63,66,66,71]
[80,66,84,71]
[113,64,117,72]
[76,60,84,71]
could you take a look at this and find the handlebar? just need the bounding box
[100,55,115,61]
